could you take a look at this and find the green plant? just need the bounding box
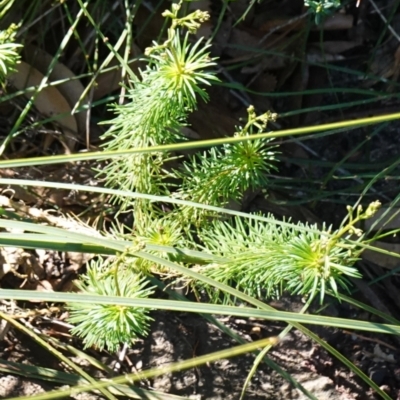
[1,1,400,399]
[66,1,381,355]
[305,0,341,24]
[172,106,278,224]
[195,201,381,304]
[0,23,21,86]
[67,0,281,350]
[67,257,155,352]
[99,2,217,222]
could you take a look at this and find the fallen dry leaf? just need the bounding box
[362,241,400,270]
[317,13,354,31]
[309,41,361,55]
[8,61,77,152]
[364,206,400,232]
[23,45,88,137]
[361,206,400,269]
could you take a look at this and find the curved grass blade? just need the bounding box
[6,336,280,400]
[1,112,400,168]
